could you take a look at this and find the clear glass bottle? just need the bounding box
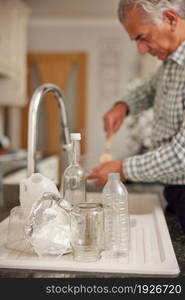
[102,173,129,257]
[62,133,86,205]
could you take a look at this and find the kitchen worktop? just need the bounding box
[0,182,184,278]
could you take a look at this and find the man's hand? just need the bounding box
[86,160,125,186]
[103,102,128,139]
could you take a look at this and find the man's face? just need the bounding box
[123,7,178,60]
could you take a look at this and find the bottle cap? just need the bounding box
[70,133,81,140]
[108,173,120,180]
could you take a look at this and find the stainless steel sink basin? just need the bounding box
[0,150,27,174]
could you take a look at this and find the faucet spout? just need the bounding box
[27,83,71,177]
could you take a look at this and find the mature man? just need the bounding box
[88,0,185,233]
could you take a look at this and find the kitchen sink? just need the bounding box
[0,192,180,277]
[0,155,179,276]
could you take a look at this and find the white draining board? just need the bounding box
[0,193,180,277]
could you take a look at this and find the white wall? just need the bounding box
[25,0,141,160]
[27,17,140,160]
[24,0,120,18]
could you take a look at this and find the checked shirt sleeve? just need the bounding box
[121,73,158,115]
[124,119,185,183]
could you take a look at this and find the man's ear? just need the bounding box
[163,10,178,32]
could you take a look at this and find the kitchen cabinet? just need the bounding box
[0,0,30,106]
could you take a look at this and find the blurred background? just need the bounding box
[0,0,161,183]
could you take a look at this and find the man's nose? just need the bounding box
[136,41,149,54]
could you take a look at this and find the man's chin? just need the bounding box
[158,56,166,60]
[152,53,167,60]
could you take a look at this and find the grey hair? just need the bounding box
[118,0,185,25]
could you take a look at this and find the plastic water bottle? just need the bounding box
[102,173,129,257]
[62,133,86,205]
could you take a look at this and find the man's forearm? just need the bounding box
[123,139,185,183]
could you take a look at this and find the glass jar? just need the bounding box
[70,202,103,262]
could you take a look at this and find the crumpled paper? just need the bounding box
[25,192,72,257]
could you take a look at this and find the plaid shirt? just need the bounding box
[122,41,185,184]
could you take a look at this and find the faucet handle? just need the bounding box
[62,143,72,152]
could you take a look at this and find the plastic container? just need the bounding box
[6,206,33,253]
[62,133,86,205]
[102,173,129,257]
[19,173,60,218]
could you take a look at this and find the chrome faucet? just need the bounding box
[27,83,71,179]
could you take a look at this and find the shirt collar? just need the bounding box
[168,41,185,65]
